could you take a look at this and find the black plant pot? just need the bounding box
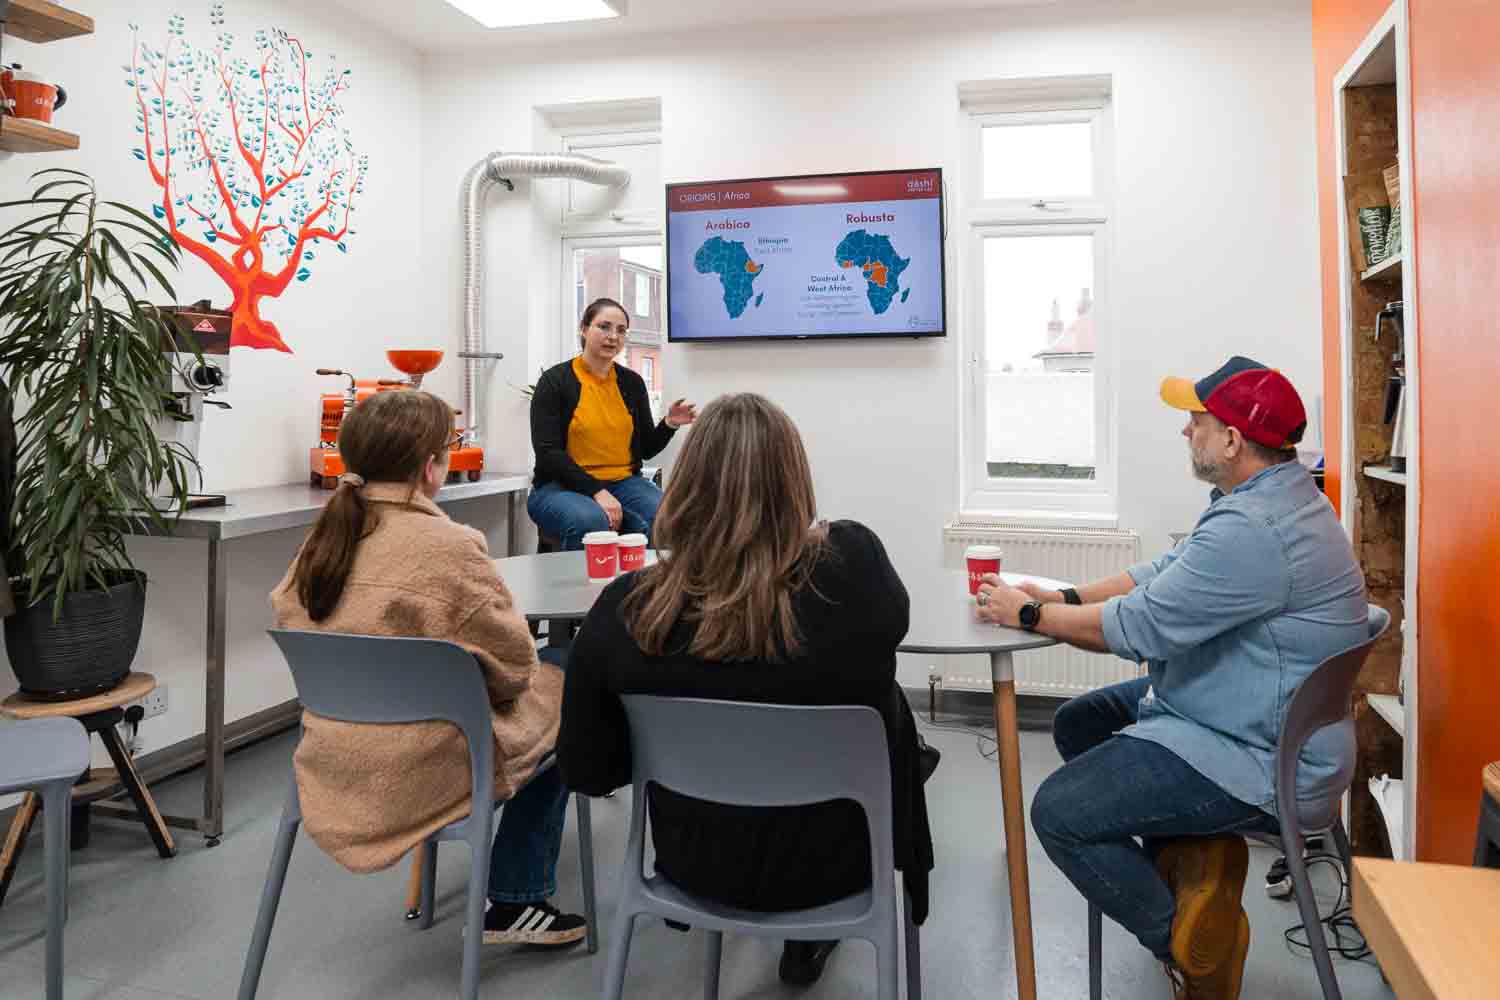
[4,570,147,701]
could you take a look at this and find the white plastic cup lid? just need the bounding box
[617,533,647,547]
[965,544,1004,560]
[583,531,619,545]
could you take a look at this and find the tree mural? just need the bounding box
[128,5,368,352]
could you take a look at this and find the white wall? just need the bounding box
[419,0,1322,685]
[0,2,509,762]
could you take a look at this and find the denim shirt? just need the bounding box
[1101,461,1367,825]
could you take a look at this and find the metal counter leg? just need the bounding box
[204,537,228,846]
[990,650,1037,1000]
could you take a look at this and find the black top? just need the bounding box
[529,358,676,495]
[557,520,935,923]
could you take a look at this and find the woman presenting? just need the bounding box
[528,297,696,549]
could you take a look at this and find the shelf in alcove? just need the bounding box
[1368,693,1405,739]
[1361,253,1403,284]
[1364,464,1407,486]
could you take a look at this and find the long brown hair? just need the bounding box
[294,390,453,621]
[620,393,826,661]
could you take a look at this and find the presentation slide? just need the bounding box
[666,169,945,341]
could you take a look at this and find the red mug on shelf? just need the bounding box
[1,68,67,124]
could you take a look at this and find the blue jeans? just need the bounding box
[487,646,570,904]
[526,476,663,551]
[1029,677,1278,959]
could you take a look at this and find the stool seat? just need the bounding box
[2,672,157,721]
[0,718,90,795]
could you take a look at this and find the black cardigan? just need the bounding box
[529,359,675,495]
[557,520,935,923]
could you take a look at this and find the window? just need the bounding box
[634,270,652,319]
[641,355,655,387]
[961,80,1114,522]
[564,238,665,418]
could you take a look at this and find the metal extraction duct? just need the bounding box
[460,152,631,445]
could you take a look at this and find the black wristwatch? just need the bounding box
[1018,600,1044,632]
[1061,587,1082,606]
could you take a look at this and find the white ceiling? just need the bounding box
[324,0,1060,55]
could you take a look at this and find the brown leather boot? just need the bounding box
[1164,910,1251,999]
[1156,836,1250,978]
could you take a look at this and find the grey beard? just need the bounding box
[1191,452,1224,485]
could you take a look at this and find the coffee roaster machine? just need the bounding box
[310,350,486,488]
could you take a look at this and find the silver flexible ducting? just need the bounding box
[461,152,631,444]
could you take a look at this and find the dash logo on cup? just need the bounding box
[965,545,1003,596]
[583,531,620,582]
[617,533,647,573]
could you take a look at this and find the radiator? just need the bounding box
[942,521,1145,698]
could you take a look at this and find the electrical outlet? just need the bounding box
[138,685,169,720]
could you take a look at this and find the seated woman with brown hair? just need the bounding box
[271,389,586,948]
[557,392,935,986]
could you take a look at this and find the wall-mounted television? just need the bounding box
[665,168,945,343]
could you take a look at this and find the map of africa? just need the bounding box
[835,230,911,314]
[694,237,764,318]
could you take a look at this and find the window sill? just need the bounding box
[952,508,1121,531]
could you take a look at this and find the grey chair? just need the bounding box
[603,696,921,1000]
[238,630,597,1000]
[0,716,89,1000]
[1088,604,1390,1000]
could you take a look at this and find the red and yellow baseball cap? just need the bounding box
[1160,356,1307,449]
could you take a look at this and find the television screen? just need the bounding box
[666,168,945,342]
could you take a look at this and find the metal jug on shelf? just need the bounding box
[1376,300,1407,473]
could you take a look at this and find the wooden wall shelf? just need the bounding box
[1362,253,1404,284]
[2,0,95,44]
[0,115,79,153]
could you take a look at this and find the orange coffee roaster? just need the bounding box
[310,350,484,488]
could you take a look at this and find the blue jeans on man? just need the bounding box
[487,645,571,904]
[1029,677,1277,960]
[526,475,663,550]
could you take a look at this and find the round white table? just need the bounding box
[493,552,1064,1000]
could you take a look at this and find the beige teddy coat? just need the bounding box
[270,483,562,873]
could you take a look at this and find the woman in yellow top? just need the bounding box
[528,298,697,549]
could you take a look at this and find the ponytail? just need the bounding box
[294,481,377,621]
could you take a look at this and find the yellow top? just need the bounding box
[567,356,634,484]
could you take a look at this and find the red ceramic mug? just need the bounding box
[965,544,1003,596]
[4,70,66,124]
[583,530,619,582]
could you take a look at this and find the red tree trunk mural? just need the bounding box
[129,7,368,352]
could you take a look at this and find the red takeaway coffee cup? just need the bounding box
[965,544,1003,595]
[584,531,620,582]
[617,533,647,573]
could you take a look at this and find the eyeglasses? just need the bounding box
[591,320,628,336]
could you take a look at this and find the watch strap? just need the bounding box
[1061,587,1082,606]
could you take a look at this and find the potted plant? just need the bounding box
[0,169,199,699]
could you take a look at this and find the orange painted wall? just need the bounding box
[1315,0,1500,862]
[1406,0,1500,863]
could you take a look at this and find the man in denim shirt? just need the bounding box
[977,357,1365,999]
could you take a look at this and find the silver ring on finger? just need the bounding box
[977,592,989,606]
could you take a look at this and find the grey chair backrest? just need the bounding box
[268,629,495,815]
[1273,604,1391,832]
[619,696,895,885]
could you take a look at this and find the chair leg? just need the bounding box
[460,837,491,1000]
[418,839,439,930]
[602,910,637,1000]
[237,809,300,1000]
[1285,842,1344,1000]
[703,930,722,1000]
[1088,903,1102,1000]
[576,794,599,954]
[41,783,69,1000]
[97,722,176,858]
[903,883,922,1000]
[1331,820,1354,877]
[875,907,901,1000]
[0,791,40,909]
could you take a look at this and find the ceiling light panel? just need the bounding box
[443,0,626,29]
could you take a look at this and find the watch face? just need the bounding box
[1020,601,1042,629]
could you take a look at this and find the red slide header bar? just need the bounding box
[668,169,941,213]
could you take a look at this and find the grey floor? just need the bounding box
[0,720,1395,1000]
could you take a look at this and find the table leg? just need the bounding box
[204,537,228,846]
[990,650,1036,1000]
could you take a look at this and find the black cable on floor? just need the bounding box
[916,713,998,761]
[1281,852,1376,965]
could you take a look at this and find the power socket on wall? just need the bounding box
[135,685,169,720]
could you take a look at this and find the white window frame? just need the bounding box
[559,232,663,365]
[634,269,652,319]
[959,96,1117,526]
